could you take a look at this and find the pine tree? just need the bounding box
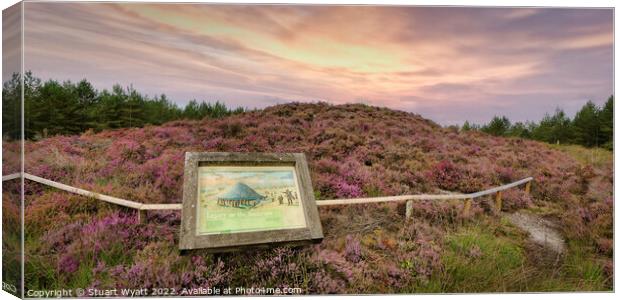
[74,79,97,131]
[119,86,145,128]
[481,116,511,136]
[183,100,202,120]
[573,101,601,147]
[529,109,572,144]
[508,122,531,138]
[599,96,613,149]
[461,120,472,131]
[2,73,22,140]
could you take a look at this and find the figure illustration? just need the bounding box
[285,189,295,205]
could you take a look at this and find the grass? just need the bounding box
[521,240,609,292]
[435,222,527,292]
[67,262,94,289]
[549,144,612,168]
[24,252,58,290]
[425,216,610,293]
[2,229,22,296]
[559,241,608,290]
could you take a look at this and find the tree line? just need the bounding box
[2,72,245,140]
[2,72,613,150]
[461,96,613,150]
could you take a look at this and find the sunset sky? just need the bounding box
[15,3,614,124]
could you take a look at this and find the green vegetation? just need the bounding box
[2,72,245,140]
[2,192,22,297]
[439,224,526,292]
[549,144,613,168]
[462,96,614,150]
[6,91,611,293]
[425,217,609,293]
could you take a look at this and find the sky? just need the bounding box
[8,2,614,124]
[199,166,297,192]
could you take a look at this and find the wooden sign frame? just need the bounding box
[179,152,323,252]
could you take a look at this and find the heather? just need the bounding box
[2,180,21,295]
[18,102,612,293]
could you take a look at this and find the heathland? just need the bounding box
[2,72,612,150]
[2,102,613,293]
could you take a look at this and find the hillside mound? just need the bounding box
[12,102,612,292]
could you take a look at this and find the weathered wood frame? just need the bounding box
[178,152,324,252]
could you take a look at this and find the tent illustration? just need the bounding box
[216,182,266,209]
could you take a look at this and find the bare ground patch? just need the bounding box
[506,211,566,254]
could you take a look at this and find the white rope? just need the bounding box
[318,177,533,206]
[2,172,21,181]
[24,173,144,210]
[12,172,533,210]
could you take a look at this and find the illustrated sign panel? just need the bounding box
[179,152,323,252]
[197,165,307,235]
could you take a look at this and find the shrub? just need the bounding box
[344,235,362,263]
[427,160,463,191]
[501,189,533,211]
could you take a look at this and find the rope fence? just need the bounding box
[2,172,533,223]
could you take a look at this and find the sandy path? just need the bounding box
[506,211,566,254]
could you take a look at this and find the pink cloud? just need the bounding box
[18,3,613,124]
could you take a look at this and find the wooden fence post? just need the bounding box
[524,181,532,195]
[463,198,472,217]
[405,200,413,220]
[138,210,147,224]
[495,191,502,213]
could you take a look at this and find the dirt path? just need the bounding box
[506,211,566,254]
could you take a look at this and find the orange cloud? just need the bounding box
[20,3,613,124]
